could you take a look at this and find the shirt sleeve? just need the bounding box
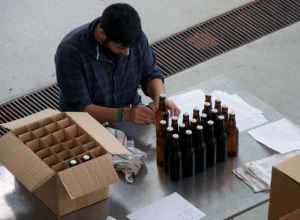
[55,44,92,111]
[139,33,164,95]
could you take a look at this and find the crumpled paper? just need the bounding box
[106,127,147,183]
[233,150,300,192]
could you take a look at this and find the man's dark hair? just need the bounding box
[101,3,142,46]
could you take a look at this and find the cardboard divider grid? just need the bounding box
[7,112,111,173]
[44,122,60,134]
[51,161,67,172]
[37,148,52,159]
[26,122,41,131]
[43,154,60,167]
[18,131,35,143]
[40,134,59,148]
[50,143,65,154]
[57,118,72,129]
[82,141,98,152]
[76,134,90,145]
[39,117,55,127]
[51,113,66,122]
[12,125,29,136]
[0,110,126,216]
[89,147,106,158]
[61,139,79,150]
[57,150,73,161]
[64,124,84,138]
[26,139,43,152]
[52,129,71,143]
[71,147,84,157]
[32,127,49,138]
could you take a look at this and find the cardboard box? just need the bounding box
[268,154,300,220]
[0,109,129,216]
[280,209,300,220]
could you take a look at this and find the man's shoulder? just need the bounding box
[58,23,90,51]
[133,31,151,54]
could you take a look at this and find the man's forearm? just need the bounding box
[84,104,119,123]
[146,78,165,102]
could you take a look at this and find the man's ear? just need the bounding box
[95,25,107,42]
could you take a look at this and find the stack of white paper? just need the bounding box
[127,192,206,220]
[169,89,267,131]
[233,150,300,192]
[248,118,300,153]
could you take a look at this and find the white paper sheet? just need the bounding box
[127,192,206,220]
[169,89,267,131]
[237,112,268,132]
[248,118,300,153]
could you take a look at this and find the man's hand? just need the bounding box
[165,99,180,116]
[149,98,180,117]
[123,106,155,124]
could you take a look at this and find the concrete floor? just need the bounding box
[0,0,253,104]
[166,22,300,126]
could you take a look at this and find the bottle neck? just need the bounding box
[172,139,180,152]
[217,119,225,131]
[208,125,215,138]
[196,129,205,145]
[186,134,193,149]
[229,116,236,128]
[193,111,200,120]
[159,97,166,111]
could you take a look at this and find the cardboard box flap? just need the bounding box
[0,133,55,191]
[1,109,61,130]
[66,112,129,155]
[58,154,118,199]
[276,154,300,184]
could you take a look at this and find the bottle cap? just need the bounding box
[160,93,166,98]
[179,123,185,128]
[204,102,211,107]
[172,133,179,139]
[207,120,214,126]
[196,125,204,130]
[191,118,197,123]
[171,116,178,121]
[201,113,207,118]
[212,109,218,113]
[102,122,110,127]
[183,112,189,116]
[160,120,167,125]
[218,115,225,120]
[82,155,91,161]
[69,159,78,166]
[185,130,192,135]
[193,107,200,112]
[167,126,174,132]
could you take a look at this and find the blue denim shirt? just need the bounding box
[55,18,163,111]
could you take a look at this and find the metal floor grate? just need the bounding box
[1,0,300,136]
[153,0,300,76]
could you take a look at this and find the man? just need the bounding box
[55,3,179,146]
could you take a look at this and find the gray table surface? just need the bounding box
[0,76,283,220]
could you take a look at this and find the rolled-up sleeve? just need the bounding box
[139,33,164,95]
[55,44,91,111]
